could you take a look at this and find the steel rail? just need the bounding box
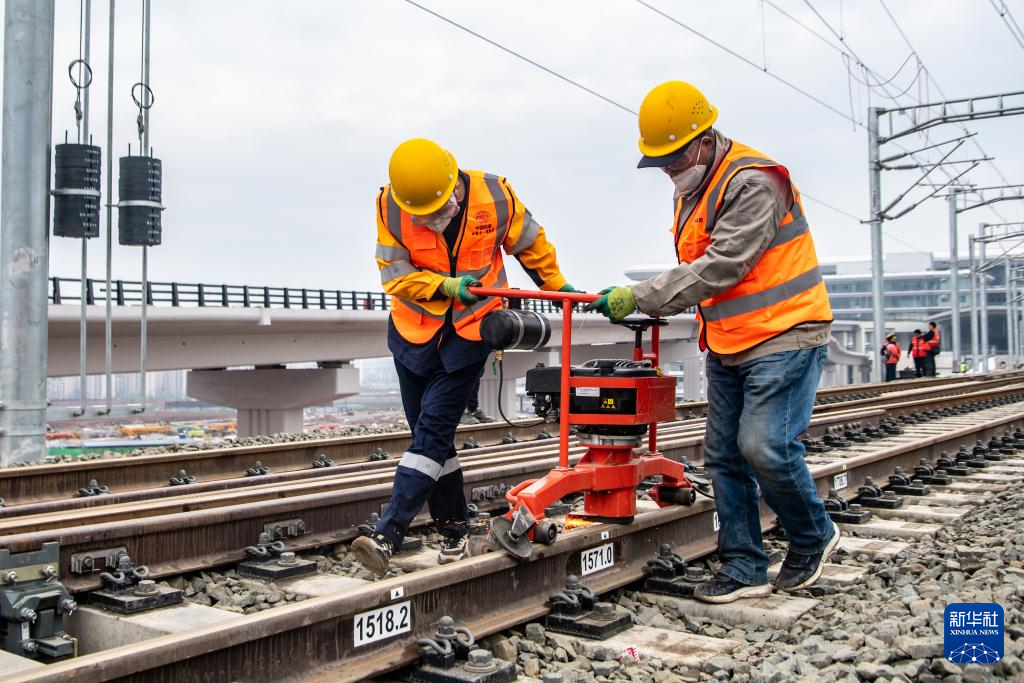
[3,373,1018,508]
[0,419,550,506]
[0,407,889,521]
[0,408,884,534]
[9,400,1024,683]
[0,378,1018,521]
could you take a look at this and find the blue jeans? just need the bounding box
[704,345,834,586]
[374,356,485,548]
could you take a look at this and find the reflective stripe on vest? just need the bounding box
[380,170,513,344]
[675,140,832,354]
[376,244,411,261]
[701,266,823,322]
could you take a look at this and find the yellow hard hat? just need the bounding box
[388,138,459,216]
[637,81,717,165]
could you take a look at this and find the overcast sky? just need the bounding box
[18,1,1024,293]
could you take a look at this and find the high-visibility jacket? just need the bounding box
[910,336,929,358]
[674,140,833,354]
[927,327,941,353]
[883,342,901,364]
[375,170,567,344]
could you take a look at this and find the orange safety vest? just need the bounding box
[378,170,511,344]
[928,327,941,352]
[884,342,901,364]
[911,336,928,358]
[674,140,833,354]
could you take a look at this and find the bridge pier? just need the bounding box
[186,366,359,437]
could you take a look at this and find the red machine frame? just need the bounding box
[468,286,695,558]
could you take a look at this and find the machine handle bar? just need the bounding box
[466,286,600,304]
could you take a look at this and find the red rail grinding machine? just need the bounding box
[468,286,696,560]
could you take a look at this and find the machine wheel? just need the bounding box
[660,486,697,506]
[534,520,558,545]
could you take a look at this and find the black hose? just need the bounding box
[495,354,520,429]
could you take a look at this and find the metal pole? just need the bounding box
[77,0,92,416]
[103,0,115,414]
[948,193,962,370]
[137,0,151,412]
[1007,260,1016,369]
[968,235,979,372]
[979,230,990,370]
[0,0,56,466]
[868,107,885,382]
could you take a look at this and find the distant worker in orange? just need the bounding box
[352,138,576,576]
[921,321,941,376]
[910,329,928,377]
[587,81,837,602]
[882,332,901,382]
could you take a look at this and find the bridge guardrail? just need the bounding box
[48,277,563,313]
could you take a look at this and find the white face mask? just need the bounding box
[411,193,460,233]
[670,164,707,198]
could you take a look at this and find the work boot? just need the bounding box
[776,522,841,592]
[460,411,480,425]
[437,535,468,564]
[468,408,497,424]
[693,572,772,604]
[351,533,394,577]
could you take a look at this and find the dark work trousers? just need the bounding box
[466,366,485,412]
[925,352,937,377]
[884,363,898,382]
[374,356,487,548]
[913,357,926,377]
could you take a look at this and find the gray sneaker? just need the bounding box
[468,408,497,423]
[437,535,468,564]
[460,411,480,425]
[351,533,393,576]
[694,572,772,604]
[776,522,841,592]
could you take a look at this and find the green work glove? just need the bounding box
[441,276,482,306]
[585,286,637,322]
[553,283,580,310]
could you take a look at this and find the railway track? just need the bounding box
[2,372,1020,511]
[1,380,1021,593]
[1,375,1023,681]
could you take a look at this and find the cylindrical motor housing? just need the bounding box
[118,155,163,246]
[480,309,551,350]
[53,143,101,238]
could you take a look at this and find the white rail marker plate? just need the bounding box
[581,543,614,576]
[353,601,412,647]
[834,472,849,490]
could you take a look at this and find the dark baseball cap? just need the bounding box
[637,144,689,169]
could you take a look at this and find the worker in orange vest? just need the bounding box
[882,332,901,382]
[910,329,929,377]
[587,81,837,602]
[921,321,941,376]
[353,138,575,575]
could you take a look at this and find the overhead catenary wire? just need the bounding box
[631,0,859,126]
[403,0,865,226]
[402,0,636,116]
[988,0,1024,50]
[794,0,1014,225]
[877,0,1015,191]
